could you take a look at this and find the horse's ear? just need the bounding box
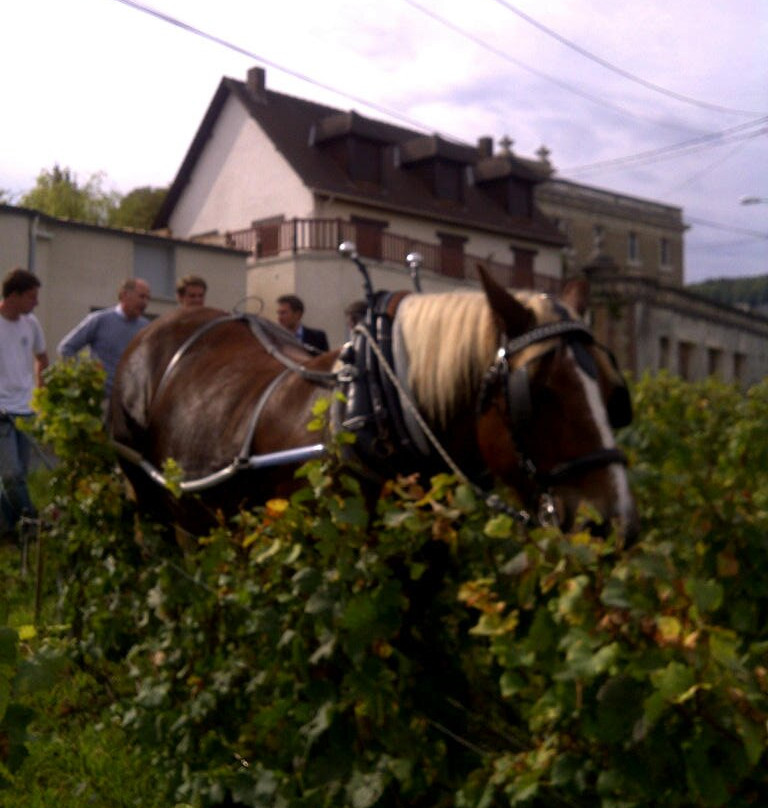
[561,276,590,319]
[478,265,534,337]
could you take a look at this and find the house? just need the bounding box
[153,66,569,346]
[0,203,248,351]
[154,66,768,384]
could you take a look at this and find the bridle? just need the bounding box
[477,318,630,522]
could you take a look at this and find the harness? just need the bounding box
[111,313,334,494]
[114,287,631,529]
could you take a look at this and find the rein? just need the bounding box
[115,304,626,528]
[112,313,335,493]
[353,322,540,527]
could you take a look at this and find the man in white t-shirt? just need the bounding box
[0,268,48,536]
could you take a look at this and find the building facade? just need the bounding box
[0,203,247,351]
[536,176,686,286]
[152,65,767,385]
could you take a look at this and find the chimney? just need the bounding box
[246,67,267,102]
[477,136,493,159]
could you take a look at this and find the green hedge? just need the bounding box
[6,363,768,806]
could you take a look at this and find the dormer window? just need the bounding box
[310,111,387,186]
[398,135,474,204]
[433,161,463,202]
[348,137,382,185]
[473,155,540,219]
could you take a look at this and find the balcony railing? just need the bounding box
[225,218,560,292]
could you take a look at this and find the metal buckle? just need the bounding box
[537,492,559,527]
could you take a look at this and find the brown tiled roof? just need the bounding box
[155,72,566,248]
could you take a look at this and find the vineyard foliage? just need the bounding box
[3,362,768,806]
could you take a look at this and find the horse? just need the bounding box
[109,267,638,541]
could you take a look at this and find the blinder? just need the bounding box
[480,326,632,432]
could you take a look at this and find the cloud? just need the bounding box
[1,0,766,282]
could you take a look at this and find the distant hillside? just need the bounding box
[687,275,768,312]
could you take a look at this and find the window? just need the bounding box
[512,247,535,287]
[433,161,464,202]
[438,232,467,278]
[734,352,747,382]
[134,242,174,299]
[351,215,386,260]
[628,231,639,263]
[592,224,605,253]
[707,347,722,376]
[507,178,532,218]
[349,138,382,185]
[660,237,671,267]
[659,336,669,370]
[253,215,284,257]
[678,341,694,380]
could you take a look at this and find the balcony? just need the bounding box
[225,218,560,293]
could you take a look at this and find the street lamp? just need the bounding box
[739,195,768,205]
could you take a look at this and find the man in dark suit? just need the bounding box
[276,294,329,352]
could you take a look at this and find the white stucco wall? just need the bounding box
[168,98,313,239]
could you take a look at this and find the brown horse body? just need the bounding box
[110,271,638,540]
[110,306,339,531]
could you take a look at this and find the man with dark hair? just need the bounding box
[276,294,329,352]
[0,268,48,535]
[176,275,207,307]
[58,277,151,398]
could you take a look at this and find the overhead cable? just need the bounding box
[685,217,768,239]
[564,118,768,174]
[404,0,661,126]
[111,0,438,136]
[489,0,766,117]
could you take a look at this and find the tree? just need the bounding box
[108,186,167,230]
[19,164,119,225]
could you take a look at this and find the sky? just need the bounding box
[2,0,767,284]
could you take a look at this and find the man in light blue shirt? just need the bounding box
[58,278,151,398]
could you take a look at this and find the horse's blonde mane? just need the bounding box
[396,288,558,427]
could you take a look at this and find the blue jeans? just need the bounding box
[0,413,36,531]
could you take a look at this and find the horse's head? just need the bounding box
[473,268,638,542]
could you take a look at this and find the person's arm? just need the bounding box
[57,313,97,358]
[35,352,49,387]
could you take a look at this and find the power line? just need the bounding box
[111,0,441,137]
[404,0,768,174]
[111,0,767,213]
[403,0,662,127]
[489,0,766,117]
[686,216,768,240]
[665,138,753,195]
[563,118,768,175]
